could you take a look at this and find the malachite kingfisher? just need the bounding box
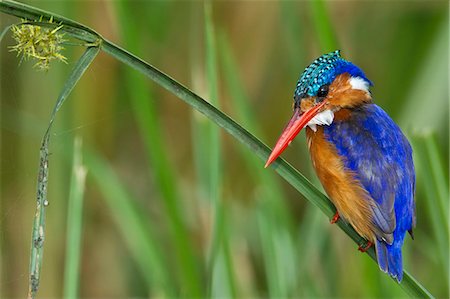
[265,50,416,282]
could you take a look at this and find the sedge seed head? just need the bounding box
[10,19,67,71]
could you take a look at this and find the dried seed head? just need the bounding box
[10,19,67,71]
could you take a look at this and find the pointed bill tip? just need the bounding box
[264,155,276,168]
[265,141,288,168]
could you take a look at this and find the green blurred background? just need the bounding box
[0,1,448,298]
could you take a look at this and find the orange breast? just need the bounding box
[306,127,377,241]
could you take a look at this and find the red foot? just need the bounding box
[330,211,340,224]
[358,241,373,252]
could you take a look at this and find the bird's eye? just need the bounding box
[317,84,329,99]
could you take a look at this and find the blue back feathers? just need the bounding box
[323,104,416,281]
[294,50,372,98]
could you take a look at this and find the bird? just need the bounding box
[265,50,415,282]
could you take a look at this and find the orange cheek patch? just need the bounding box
[328,73,372,108]
[334,90,372,107]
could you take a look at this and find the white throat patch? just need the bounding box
[307,109,334,132]
[349,76,370,92]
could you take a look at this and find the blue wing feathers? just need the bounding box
[324,104,415,281]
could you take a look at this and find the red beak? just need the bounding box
[264,101,327,168]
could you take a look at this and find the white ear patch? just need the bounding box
[307,109,334,132]
[349,76,370,92]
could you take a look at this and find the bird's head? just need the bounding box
[265,50,373,167]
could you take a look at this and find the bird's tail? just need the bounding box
[375,238,404,282]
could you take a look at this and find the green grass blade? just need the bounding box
[218,30,299,297]
[412,133,449,282]
[47,46,100,134]
[63,138,87,299]
[280,1,306,75]
[84,148,174,296]
[211,215,236,298]
[423,136,449,225]
[310,0,339,51]
[28,135,49,299]
[395,18,448,296]
[217,32,258,135]
[28,45,99,299]
[256,208,280,296]
[203,3,236,297]
[204,1,222,261]
[298,206,329,296]
[217,31,292,204]
[399,21,448,131]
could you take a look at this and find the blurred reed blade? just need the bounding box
[84,149,174,296]
[397,13,448,291]
[218,30,298,297]
[280,1,305,76]
[295,205,327,296]
[399,21,449,132]
[203,0,222,264]
[202,3,236,297]
[309,0,339,52]
[114,1,202,296]
[28,45,99,299]
[63,137,87,299]
[423,136,449,227]
[256,206,298,297]
[217,31,293,227]
[411,133,449,282]
[210,216,236,298]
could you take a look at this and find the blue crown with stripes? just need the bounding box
[294,50,372,98]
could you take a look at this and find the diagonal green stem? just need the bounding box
[0,1,434,298]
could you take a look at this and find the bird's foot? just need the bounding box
[358,241,373,252]
[330,211,340,224]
